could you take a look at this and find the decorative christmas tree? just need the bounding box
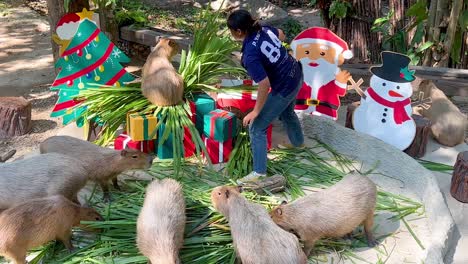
[50,8,134,126]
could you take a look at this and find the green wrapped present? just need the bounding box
[189,93,215,133]
[203,109,237,142]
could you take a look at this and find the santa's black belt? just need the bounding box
[295,99,339,110]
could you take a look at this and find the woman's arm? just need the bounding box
[243,77,270,126]
[277,29,286,42]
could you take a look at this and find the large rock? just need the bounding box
[210,0,288,25]
[299,115,454,264]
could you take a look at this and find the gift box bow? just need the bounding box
[209,110,234,139]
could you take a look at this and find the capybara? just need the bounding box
[413,79,467,147]
[40,135,153,201]
[141,38,184,106]
[211,185,307,264]
[270,174,377,256]
[0,153,88,210]
[137,179,186,264]
[0,195,103,264]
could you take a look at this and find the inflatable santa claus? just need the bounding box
[291,27,353,120]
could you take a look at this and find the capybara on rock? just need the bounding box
[141,38,184,106]
[0,153,89,210]
[270,173,378,256]
[413,79,467,147]
[137,178,186,264]
[40,135,153,201]
[0,195,103,264]
[211,185,307,264]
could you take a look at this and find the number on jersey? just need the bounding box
[260,30,282,63]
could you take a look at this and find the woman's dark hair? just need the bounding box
[227,9,262,35]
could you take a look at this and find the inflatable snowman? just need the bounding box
[353,51,416,150]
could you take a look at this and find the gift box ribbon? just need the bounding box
[209,111,233,139]
[204,137,224,163]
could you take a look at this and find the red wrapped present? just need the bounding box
[203,136,233,164]
[216,90,257,113]
[267,124,273,150]
[114,133,155,153]
[184,127,196,158]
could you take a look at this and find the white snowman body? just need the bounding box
[353,75,416,150]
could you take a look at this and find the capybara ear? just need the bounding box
[236,185,243,193]
[281,200,288,205]
[224,189,230,199]
[275,208,283,216]
[168,39,177,47]
[120,150,128,156]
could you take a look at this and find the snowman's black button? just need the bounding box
[381,119,386,123]
[384,108,388,111]
[383,113,387,117]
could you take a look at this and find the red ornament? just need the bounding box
[77,49,82,56]
[66,80,73,86]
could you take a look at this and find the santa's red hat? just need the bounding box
[291,27,353,59]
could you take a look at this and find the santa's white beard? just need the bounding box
[300,57,339,99]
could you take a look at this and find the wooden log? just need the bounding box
[0,149,16,163]
[0,97,32,138]
[345,101,361,129]
[404,115,431,158]
[242,174,286,194]
[450,151,468,203]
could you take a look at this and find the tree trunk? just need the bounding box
[438,0,464,67]
[243,174,286,194]
[423,0,438,66]
[326,0,381,63]
[450,151,468,203]
[46,0,90,66]
[403,115,431,158]
[0,97,32,138]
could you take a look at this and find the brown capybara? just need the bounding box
[270,173,378,256]
[141,38,184,106]
[211,185,307,264]
[0,195,103,264]
[0,153,89,210]
[137,178,186,264]
[40,135,153,201]
[413,79,467,147]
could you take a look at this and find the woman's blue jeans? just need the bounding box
[249,77,304,174]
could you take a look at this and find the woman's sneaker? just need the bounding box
[277,143,305,149]
[236,171,266,185]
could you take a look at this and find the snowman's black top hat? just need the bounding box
[370,51,416,83]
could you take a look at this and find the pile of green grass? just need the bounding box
[26,143,424,264]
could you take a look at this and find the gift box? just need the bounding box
[188,93,215,133]
[203,136,233,164]
[203,109,236,142]
[183,127,196,158]
[216,90,257,113]
[126,112,158,141]
[114,133,155,153]
[267,124,273,150]
[155,123,174,159]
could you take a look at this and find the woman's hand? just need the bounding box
[243,110,259,126]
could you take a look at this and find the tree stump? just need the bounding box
[404,115,431,158]
[243,174,286,194]
[0,97,32,138]
[450,151,468,203]
[345,101,360,129]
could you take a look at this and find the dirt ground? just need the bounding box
[0,0,60,159]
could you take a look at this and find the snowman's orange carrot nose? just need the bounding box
[388,90,403,97]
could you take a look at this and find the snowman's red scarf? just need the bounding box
[367,87,411,124]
